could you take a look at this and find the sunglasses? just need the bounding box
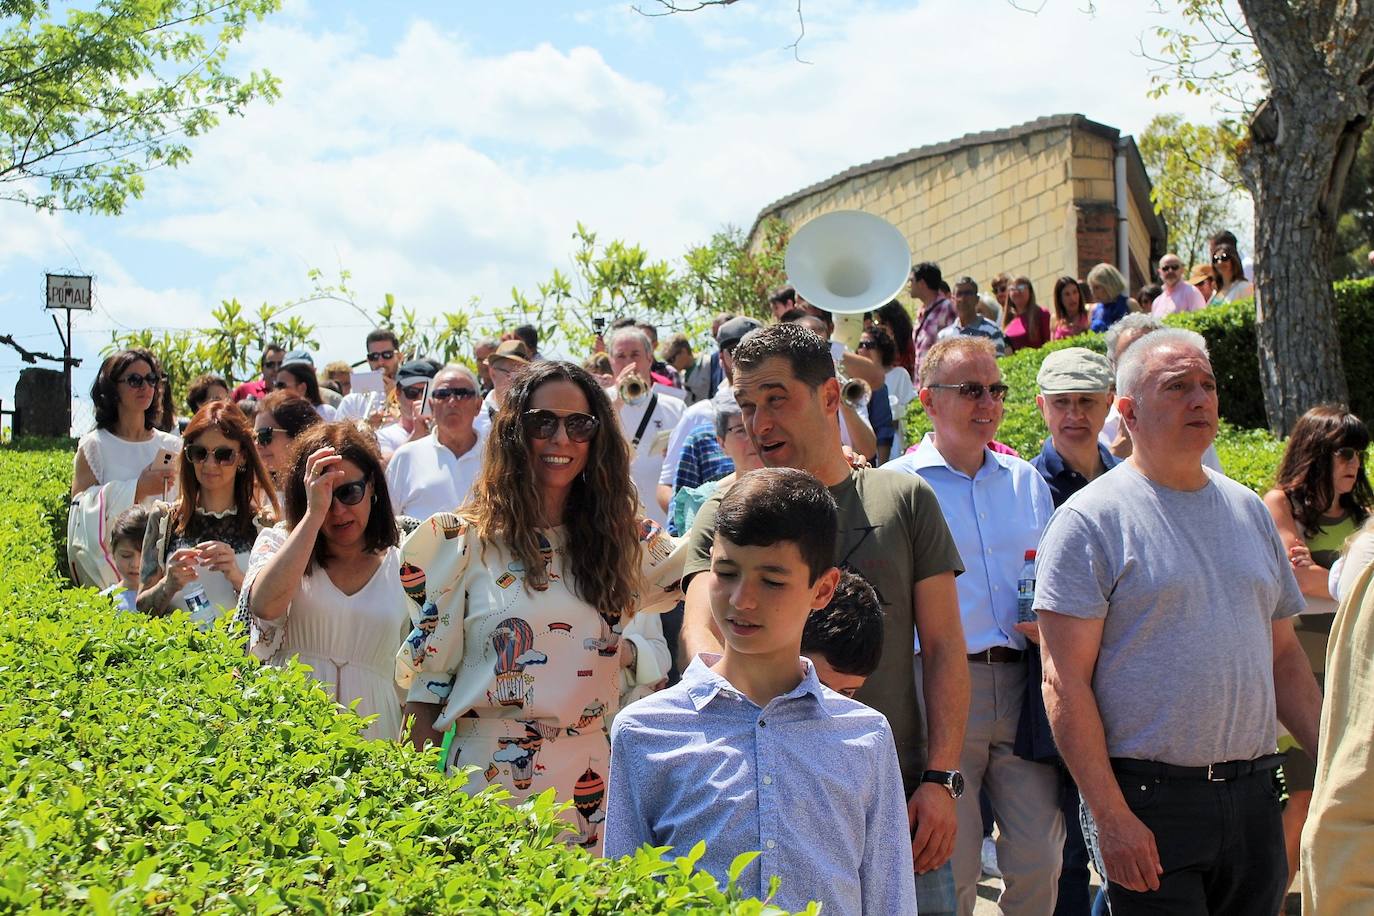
[332,478,370,506]
[366,350,396,362]
[1160,264,1182,273]
[273,380,294,390]
[1335,447,1366,463]
[1012,284,1030,292]
[522,410,600,442]
[186,444,240,466]
[119,373,161,389]
[927,382,1010,402]
[254,427,288,446]
[401,384,428,401]
[1211,253,1232,263]
[430,387,478,402]
[857,340,877,350]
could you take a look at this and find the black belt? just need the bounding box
[1111,754,1286,783]
[967,646,1026,664]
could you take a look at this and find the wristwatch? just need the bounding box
[920,769,965,799]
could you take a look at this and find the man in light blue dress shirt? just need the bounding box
[885,336,1064,914]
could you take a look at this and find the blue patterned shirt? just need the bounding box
[672,427,735,492]
[605,654,917,916]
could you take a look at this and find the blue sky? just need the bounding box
[1,0,1229,431]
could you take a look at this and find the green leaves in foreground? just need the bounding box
[0,443,805,914]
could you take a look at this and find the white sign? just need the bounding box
[46,274,92,310]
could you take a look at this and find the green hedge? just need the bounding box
[0,443,801,915]
[902,331,1284,494]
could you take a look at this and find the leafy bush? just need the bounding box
[0,444,803,914]
[901,333,1285,493]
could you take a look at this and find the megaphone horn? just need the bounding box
[784,210,913,316]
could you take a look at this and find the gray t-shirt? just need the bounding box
[1035,464,1304,766]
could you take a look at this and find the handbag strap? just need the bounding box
[631,394,659,448]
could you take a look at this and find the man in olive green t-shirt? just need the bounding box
[679,323,969,906]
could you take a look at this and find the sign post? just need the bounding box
[44,274,92,434]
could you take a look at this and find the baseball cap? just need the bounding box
[280,349,314,370]
[1036,347,1114,393]
[396,358,441,387]
[716,317,762,351]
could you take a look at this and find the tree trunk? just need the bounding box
[1240,108,1356,433]
[1236,0,1374,435]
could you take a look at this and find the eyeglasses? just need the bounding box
[254,427,288,446]
[927,382,1010,402]
[273,380,293,390]
[522,409,600,442]
[1335,447,1366,463]
[186,445,239,466]
[1211,253,1232,263]
[1012,283,1030,292]
[430,387,478,402]
[1160,264,1182,273]
[857,340,877,350]
[332,478,370,506]
[366,350,396,362]
[119,373,161,389]
[401,384,428,400]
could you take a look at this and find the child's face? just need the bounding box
[806,653,867,699]
[113,539,141,589]
[708,535,838,660]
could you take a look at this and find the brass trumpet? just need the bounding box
[618,371,649,405]
[842,375,872,408]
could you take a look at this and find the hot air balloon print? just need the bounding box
[399,563,426,603]
[573,765,607,847]
[490,618,547,708]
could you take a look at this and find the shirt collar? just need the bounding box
[682,653,827,711]
[910,432,1003,480]
[1039,437,1119,478]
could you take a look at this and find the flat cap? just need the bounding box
[715,316,762,350]
[396,358,441,386]
[1036,347,1113,393]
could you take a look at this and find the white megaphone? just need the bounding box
[785,210,912,353]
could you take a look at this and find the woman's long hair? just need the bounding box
[1005,276,1046,347]
[91,348,162,432]
[258,391,324,439]
[463,361,641,622]
[175,401,279,539]
[282,422,397,573]
[874,300,915,371]
[1212,240,1247,289]
[280,363,323,406]
[1275,405,1372,537]
[1052,276,1086,327]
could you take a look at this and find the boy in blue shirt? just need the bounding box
[605,468,916,916]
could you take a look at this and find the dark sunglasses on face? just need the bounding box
[332,478,370,506]
[254,427,288,446]
[273,380,293,390]
[430,387,478,402]
[1335,447,1365,463]
[522,409,600,442]
[401,384,427,400]
[119,373,161,389]
[1160,264,1182,273]
[366,349,397,362]
[1211,253,1232,263]
[927,382,1011,402]
[186,444,239,466]
[857,340,877,350]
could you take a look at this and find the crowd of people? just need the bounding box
[62,231,1374,916]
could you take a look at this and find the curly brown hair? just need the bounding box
[463,361,641,623]
[283,422,398,573]
[1274,404,1372,537]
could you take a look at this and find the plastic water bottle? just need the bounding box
[1016,550,1037,623]
[182,580,211,618]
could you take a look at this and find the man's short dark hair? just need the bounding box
[769,285,797,306]
[732,321,836,390]
[777,306,810,324]
[955,276,978,294]
[262,343,285,362]
[714,468,837,582]
[911,261,943,290]
[110,504,151,551]
[801,571,884,677]
[513,324,539,352]
[366,328,399,349]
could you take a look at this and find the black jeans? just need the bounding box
[1104,766,1286,915]
[1055,767,1093,916]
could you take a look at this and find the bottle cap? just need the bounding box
[1024,549,1036,560]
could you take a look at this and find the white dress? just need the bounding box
[239,526,409,741]
[76,427,182,496]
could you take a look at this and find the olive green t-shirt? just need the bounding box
[684,467,964,796]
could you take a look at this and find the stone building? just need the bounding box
[748,113,1166,303]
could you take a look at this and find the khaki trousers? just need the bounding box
[916,656,1064,915]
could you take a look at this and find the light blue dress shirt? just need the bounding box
[884,434,1054,653]
[605,654,917,916]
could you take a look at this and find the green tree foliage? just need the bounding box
[0,0,281,214]
[1332,130,1373,279]
[1137,114,1246,271]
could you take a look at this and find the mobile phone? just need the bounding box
[417,380,434,419]
[152,447,178,501]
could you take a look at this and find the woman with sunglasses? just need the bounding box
[1208,240,1253,304]
[136,402,277,625]
[252,391,324,500]
[384,365,485,520]
[275,356,336,422]
[1262,404,1372,888]
[859,326,915,457]
[238,422,408,741]
[69,349,184,587]
[1050,276,1092,340]
[399,361,682,851]
[1001,276,1050,352]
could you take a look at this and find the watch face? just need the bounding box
[949,771,965,798]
